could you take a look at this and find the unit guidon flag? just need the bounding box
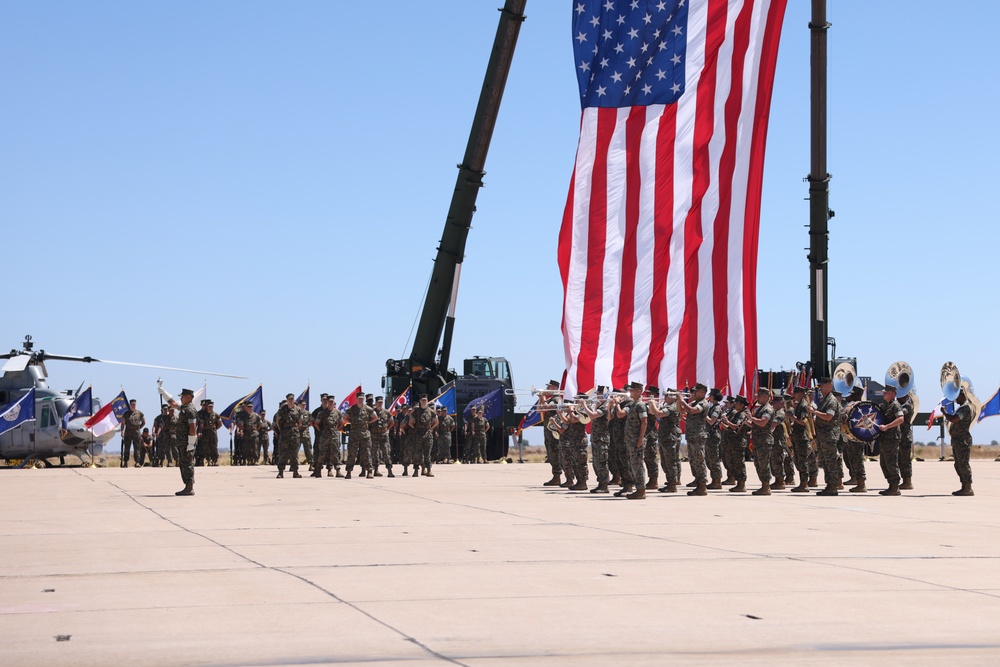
[559,0,787,396]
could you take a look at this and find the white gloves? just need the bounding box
[158,386,175,403]
[187,435,197,452]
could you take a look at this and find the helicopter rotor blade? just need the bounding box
[94,358,246,379]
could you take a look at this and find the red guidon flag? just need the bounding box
[559,0,787,396]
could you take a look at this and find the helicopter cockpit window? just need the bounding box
[40,404,54,429]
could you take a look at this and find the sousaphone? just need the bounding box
[833,362,858,396]
[886,361,920,422]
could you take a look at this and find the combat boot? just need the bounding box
[402,466,409,476]
[849,480,867,493]
[790,479,809,493]
[953,483,974,496]
[374,469,384,477]
[659,482,677,493]
[844,477,857,487]
[366,470,374,479]
[614,486,634,497]
[590,480,610,494]
[610,473,621,486]
[687,482,708,496]
[309,470,321,478]
[336,467,344,478]
[722,476,736,486]
[387,469,395,478]
[771,477,785,490]
[292,471,302,478]
[808,473,819,487]
[276,471,284,479]
[708,476,723,490]
[816,485,838,496]
[752,481,771,496]
[645,475,658,490]
[879,484,900,496]
[686,480,698,487]
[899,477,913,490]
[784,472,796,485]
[559,477,574,488]
[345,469,352,480]
[543,474,562,486]
[626,488,646,500]
[728,480,746,493]
[175,483,194,496]
[412,467,420,478]
[424,467,434,478]
[569,480,588,491]
[326,468,333,477]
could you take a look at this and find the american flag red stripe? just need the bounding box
[560,0,787,396]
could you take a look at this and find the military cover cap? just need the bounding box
[646,386,660,396]
[285,393,295,399]
[179,388,195,397]
[627,381,644,390]
[757,388,771,397]
[883,384,897,393]
[319,393,328,399]
[547,379,561,388]
[792,385,806,394]
[773,394,785,402]
[355,390,364,397]
[575,392,589,400]
[417,393,428,399]
[710,388,723,400]
[734,395,749,405]
[817,377,832,385]
[129,399,137,404]
[694,382,708,392]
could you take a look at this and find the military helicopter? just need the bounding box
[0,335,243,466]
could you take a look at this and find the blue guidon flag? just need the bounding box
[463,387,505,422]
[0,388,35,436]
[560,0,788,399]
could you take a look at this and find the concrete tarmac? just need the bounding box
[3,459,1000,666]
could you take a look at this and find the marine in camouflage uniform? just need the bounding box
[345,394,377,478]
[944,391,975,495]
[370,397,394,476]
[620,383,649,500]
[274,394,302,478]
[408,396,438,477]
[898,394,914,489]
[585,396,610,493]
[679,384,710,495]
[435,408,455,463]
[875,385,906,495]
[391,408,407,465]
[704,391,725,488]
[120,401,145,468]
[471,407,490,467]
[841,388,866,490]
[768,396,789,489]
[197,401,222,466]
[609,394,634,493]
[652,394,681,493]
[311,396,342,477]
[559,397,589,490]
[234,403,260,466]
[747,390,775,495]
[257,410,271,465]
[153,406,174,467]
[810,378,843,495]
[296,402,314,469]
[788,388,819,491]
[165,388,199,496]
[539,382,563,485]
[642,388,661,489]
[720,397,749,492]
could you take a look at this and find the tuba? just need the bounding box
[884,361,915,397]
[940,361,980,423]
[833,362,858,396]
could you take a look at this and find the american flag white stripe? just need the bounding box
[560,0,786,396]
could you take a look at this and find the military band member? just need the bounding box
[558,395,589,491]
[642,386,661,490]
[746,389,775,495]
[875,385,905,495]
[120,399,145,468]
[898,393,914,489]
[842,386,867,493]
[617,381,648,500]
[809,377,843,496]
[943,388,974,496]
[788,386,819,491]
[257,409,270,465]
[720,396,749,492]
[409,394,438,477]
[583,389,611,494]
[275,393,303,479]
[609,390,635,496]
[678,383,710,496]
[768,394,788,490]
[345,390,377,479]
[541,380,564,486]
[648,389,681,493]
[371,396,395,477]
[704,389,725,489]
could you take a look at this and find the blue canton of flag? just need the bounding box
[297,386,310,411]
[62,386,93,429]
[463,387,505,422]
[431,384,457,415]
[573,0,689,108]
[0,388,36,436]
[111,391,130,420]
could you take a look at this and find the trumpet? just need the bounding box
[505,386,563,398]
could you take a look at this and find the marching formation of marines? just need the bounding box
[539,375,974,499]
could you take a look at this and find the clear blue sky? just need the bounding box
[3,1,999,445]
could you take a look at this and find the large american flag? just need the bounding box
[559,0,787,396]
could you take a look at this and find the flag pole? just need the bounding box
[808,0,831,378]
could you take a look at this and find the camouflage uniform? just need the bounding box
[175,401,199,488]
[589,405,610,485]
[139,431,153,466]
[410,406,436,472]
[841,401,866,483]
[721,407,748,483]
[121,408,145,466]
[436,414,455,462]
[561,420,589,484]
[297,406,313,467]
[153,412,175,467]
[643,412,659,482]
[542,409,562,476]
[685,398,710,484]
[657,401,682,487]
[948,402,974,485]
[370,406,393,473]
[197,407,222,466]
[391,411,407,464]
[314,406,342,472]
[257,415,271,464]
[610,398,634,487]
[748,402,775,485]
[899,397,914,481]
[345,403,375,473]
[234,410,260,466]
[877,397,905,487]
[814,391,843,487]
[274,403,301,474]
[623,399,648,489]
[791,398,819,479]
[471,415,489,464]
[769,407,788,482]
[705,402,724,482]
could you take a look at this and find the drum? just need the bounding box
[845,401,885,443]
